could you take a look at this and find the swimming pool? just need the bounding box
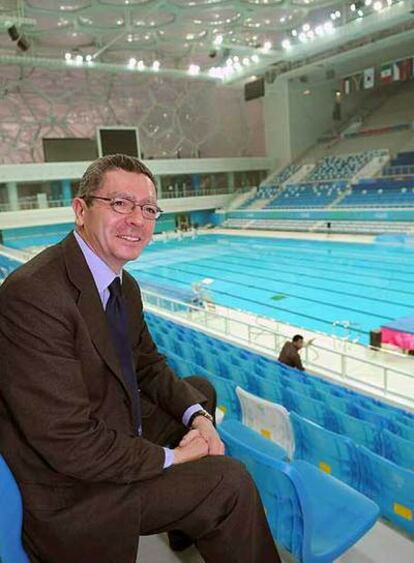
[5,230,414,344]
[127,234,414,344]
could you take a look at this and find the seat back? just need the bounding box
[284,390,327,427]
[236,386,294,458]
[218,420,305,561]
[203,373,240,419]
[0,455,29,563]
[358,446,414,535]
[327,407,383,455]
[290,412,359,487]
[382,429,414,471]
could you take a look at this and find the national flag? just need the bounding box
[341,77,351,95]
[363,67,375,89]
[393,58,414,81]
[380,64,393,83]
[351,73,362,92]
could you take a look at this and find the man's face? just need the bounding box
[294,339,304,350]
[72,168,157,273]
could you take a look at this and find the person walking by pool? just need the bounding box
[278,334,305,371]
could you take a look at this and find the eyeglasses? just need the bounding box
[84,196,163,220]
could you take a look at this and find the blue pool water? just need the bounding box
[127,234,414,344]
[5,231,414,344]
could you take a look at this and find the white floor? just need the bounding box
[137,521,414,562]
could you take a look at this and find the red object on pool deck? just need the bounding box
[381,316,414,351]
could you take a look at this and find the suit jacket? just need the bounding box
[278,342,304,371]
[0,233,206,563]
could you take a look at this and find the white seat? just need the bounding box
[236,386,295,459]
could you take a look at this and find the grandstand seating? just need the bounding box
[339,177,414,208]
[145,311,414,534]
[307,151,381,181]
[384,150,414,176]
[219,419,379,563]
[263,181,348,209]
[261,162,301,187]
[0,455,29,563]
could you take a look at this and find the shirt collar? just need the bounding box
[73,230,121,296]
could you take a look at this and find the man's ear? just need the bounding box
[72,197,87,228]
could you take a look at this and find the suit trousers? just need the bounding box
[139,376,281,563]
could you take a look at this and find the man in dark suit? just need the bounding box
[278,335,305,371]
[0,154,280,563]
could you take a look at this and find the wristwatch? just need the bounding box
[188,409,214,428]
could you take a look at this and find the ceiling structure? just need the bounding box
[0,0,413,84]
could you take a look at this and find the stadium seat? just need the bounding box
[382,429,414,471]
[236,386,294,458]
[201,373,240,420]
[325,408,383,455]
[0,455,29,563]
[290,412,359,488]
[358,446,414,535]
[283,389,327,427]
[219,420,379,563]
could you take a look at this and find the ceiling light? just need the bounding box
[128,57,136,67]
[373,1,382,9]
[214,34,223,45]
[315,25,324,36]
[242,57,251,65]
[263,40,272,51]
[365,0,372,5]
[291,29,298,37]
[335,10,341,17]
[302,23,310,32]
[188,64,200,75]
[350,3,356,10]
[85,54,93,62]
[324,21,334,32]
[75,54,83,64]
[251,54,259,63]
[137,60,145,70]
[357,8,364,15]
[152,60,160,71]
[281,39,291,49]
[64,52,71,61]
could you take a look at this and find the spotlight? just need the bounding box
[17,36,30,52]
[7,25,19,41]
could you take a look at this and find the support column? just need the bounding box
[62,179,72,206]
[6,182,19,211]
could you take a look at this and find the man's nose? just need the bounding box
[126,206,145,225]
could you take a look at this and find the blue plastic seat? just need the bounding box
[290,412,359,488]
[219,419,288,460]
[382,429,414,471]
[219,421,379,563]
[358,446,414,535]
[201,373,240,419]
[283,389,327,427]
[393,420,414,442]
[326,408,383,455]
[253,376,284,405]
[352,404,397,432]
[0,455,29,563]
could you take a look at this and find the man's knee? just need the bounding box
[183,376,217,415]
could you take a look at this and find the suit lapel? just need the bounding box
[61,234,134,406]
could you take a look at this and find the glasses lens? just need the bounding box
[112,198,134,214]
[142,204,160,220]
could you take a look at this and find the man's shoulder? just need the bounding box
[1,241,67,301]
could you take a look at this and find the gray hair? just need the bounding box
[77,154,156,202]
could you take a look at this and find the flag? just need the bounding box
[342,77,351,95]
[351,72,362,92]
[380,64,392,83]
[393,58,414,81]
[363,67,375,89]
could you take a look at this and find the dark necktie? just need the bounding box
[105,277,142,436]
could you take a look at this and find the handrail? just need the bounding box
[141,288,414,408]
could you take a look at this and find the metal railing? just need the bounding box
[141,288,414,408]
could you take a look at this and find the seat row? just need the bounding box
[233,386,414,536]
